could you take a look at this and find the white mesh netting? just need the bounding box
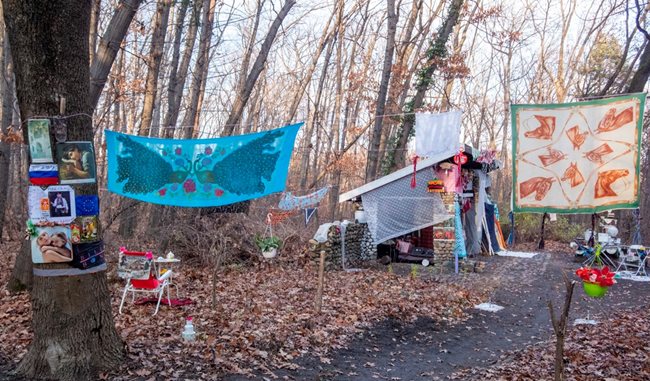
[361,168,452,245]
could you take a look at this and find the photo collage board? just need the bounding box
[26,119,104,270]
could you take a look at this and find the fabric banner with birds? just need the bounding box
[277,186,329,210]
[512,93,645,213]
[105,123,302,207]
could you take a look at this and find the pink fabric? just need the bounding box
[396,240,413,254]
[436,166,460,193]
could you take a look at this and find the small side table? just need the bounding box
[154,258,181,297]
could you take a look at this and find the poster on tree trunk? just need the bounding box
[31,226,73,263]
[512,93,645,213]
[28,185,76,224]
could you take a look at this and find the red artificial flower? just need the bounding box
[205,146,213,155]
[158,188,167,196]
[214,189,224,197]
[175,147,182,155]
[576,266,616,287]
[183,179,196,193]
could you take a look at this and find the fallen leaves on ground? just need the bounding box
[453,306,650,380]
[0,242,485,379]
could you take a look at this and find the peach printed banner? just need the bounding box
[511,93,646,214]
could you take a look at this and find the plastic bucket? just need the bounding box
[583,281,608,298]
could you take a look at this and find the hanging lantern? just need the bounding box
[453,150,468,165]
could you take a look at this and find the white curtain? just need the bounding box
[415,110,462,158]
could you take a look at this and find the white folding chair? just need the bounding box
[616,245,648,277]
[117,249,173,315]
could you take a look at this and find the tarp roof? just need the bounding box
[339,144,480,203]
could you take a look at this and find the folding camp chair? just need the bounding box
[117,248,173,315]
[615,245,648,277]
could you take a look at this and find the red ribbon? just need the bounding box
[410,155,419,189]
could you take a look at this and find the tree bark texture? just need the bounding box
[89,0,143,109]
[388,0,464,173]
[88,0,100,66]
[140,0,172,135]
[365,0,397,182]
[0,1,13,243]
[180,0,216,139]
[221,0,296,136]
[161,0,190,137]
[3,0,123,378]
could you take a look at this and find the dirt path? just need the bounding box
[225,251,649,380]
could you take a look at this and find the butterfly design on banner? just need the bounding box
[105,123,302,207]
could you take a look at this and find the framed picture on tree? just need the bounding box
[27,119,53,163]
[56,141,97,184]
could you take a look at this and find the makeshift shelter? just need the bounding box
[339,145,504,262]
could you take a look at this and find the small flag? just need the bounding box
[305,208,317,226]
[29,164,59,186]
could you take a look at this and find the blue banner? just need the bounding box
[106,123,302,207]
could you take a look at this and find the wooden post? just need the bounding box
[548,274,576,381]
[538,212,548,250]
[315,250,326,314]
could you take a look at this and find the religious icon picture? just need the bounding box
[30,226,73,264]
[27,119,53,163]
[56,141,97,184]
[70,216,99,243]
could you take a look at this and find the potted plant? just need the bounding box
[575,266,616,298]
[255,235,281,258]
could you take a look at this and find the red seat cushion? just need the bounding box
[130,277,159,289]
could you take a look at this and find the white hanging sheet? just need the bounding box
[415,110,462,158]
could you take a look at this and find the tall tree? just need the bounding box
[628,0,650,93]
[0,0,14,243]
[89,0,144,109]
[3,1,122,380]
[365,0,397,182]
[180,0,216,138]
[162,0,201,137]
[140,0,172,136]
[386,0,464,173]
[221,0,296,136]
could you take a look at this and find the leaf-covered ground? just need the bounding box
[452,306,650,380]
[0,242,485,379]
[3,240,650,380]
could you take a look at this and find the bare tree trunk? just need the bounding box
[0,2,13,243]
[3,1,123,379]
[90,0,144,109]
[180,0,216,139]
[388,0,464,172]
[236,0,263,114]
[163,0,201,138]
[366,0,397,182]
[283,3,337,125]
[140,0,172,135]
[89,0,101,66]
[221,0,296,136]
[299,37,335,190]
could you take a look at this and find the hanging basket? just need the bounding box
[582,281,608,298]
[262,248,277,259]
